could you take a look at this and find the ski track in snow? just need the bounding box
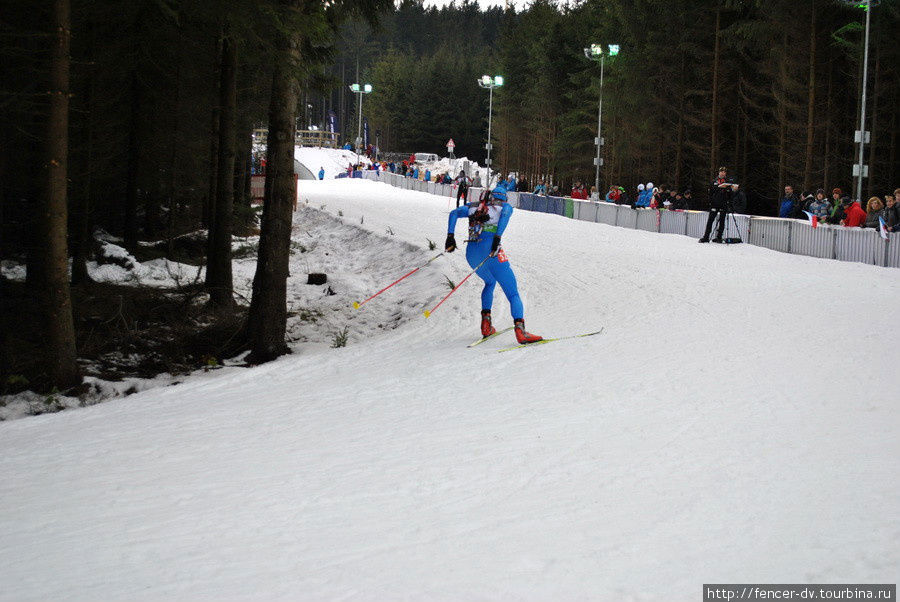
[1,177,899,600]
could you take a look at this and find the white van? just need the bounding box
[414,152,439,163]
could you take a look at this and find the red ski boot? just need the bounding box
[481,310,496,337]
[514,319,543,344]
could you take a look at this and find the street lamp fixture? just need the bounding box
[477,74,504,172]
[583,43,619,194]
[348,82,373,162]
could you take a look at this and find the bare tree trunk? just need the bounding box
[124,74,141,252]
[889,109,897,185]
[803,0,817,193]
[742,111,749,187]
[206,32,237,308]
[247,0,301,363]
[72,22,97,285]
[709,8,721,176]
[778,121,787,209]
[204,34,222,229]
[38,0,80,389]
[823,59,832,190]
[166,44,183,259]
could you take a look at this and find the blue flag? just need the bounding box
[327,110,338,141]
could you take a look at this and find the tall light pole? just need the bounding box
[349,83,372,165]
[584,43,619,195]
[839,0,878,202]
[477,74,504,179]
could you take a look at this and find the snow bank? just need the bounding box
[294,146,370,180]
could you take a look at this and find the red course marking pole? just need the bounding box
[353,253,444,310]
[423,255,490,318]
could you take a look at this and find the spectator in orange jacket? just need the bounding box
[840,197,867,228]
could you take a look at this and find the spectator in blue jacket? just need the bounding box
[533,179,547,195]
[413,167,420,180]
[779,185,799,218]
[506,174,517,192]
[635,182,653,208]
[318,167,325,180]
[425,169,431,182]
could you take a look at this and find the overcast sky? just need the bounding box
[421,0,536,10]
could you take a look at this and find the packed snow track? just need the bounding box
[1,178,897,601]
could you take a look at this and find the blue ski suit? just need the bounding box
[447,187,524,319]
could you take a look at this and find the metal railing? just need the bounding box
[361,170,899,269]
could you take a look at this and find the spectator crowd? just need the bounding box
[329,152,900,233]
[778,185,900,232]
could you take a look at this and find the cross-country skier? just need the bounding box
[444,182,542,344]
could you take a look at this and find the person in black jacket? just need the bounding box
[731,183,747,214]
[699,167,734,243]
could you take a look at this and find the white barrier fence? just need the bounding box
[359,170,899,269]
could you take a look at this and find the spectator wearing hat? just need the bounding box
[571,181,588,200]
[841,196,867,227]
[671,191,687,210]
[635,182,653,208]
[699,167,734,243]
[454,170,470,207]
[532,179,546,195]
[683,190,693,209]
[807,189,831,222]
[605,185,619,203]
[829,188,845,224]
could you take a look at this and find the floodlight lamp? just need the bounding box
[608,44,620,56]
[481,75,492,86]
[349,83,360,92]
[364,84,373,93]
[493,75,504,87]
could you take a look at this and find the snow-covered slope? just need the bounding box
[1,178,898,601]
[294,146,370,179]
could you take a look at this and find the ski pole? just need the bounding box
[353,253,444,309]
[423,254,490,318]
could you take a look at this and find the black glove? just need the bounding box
[445,233,456,253]
[490,236,501,256]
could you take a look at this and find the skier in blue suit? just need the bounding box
[444,183,542,344]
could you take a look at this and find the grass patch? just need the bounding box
[331,326,350,348]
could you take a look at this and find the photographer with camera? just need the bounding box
[699,166,734,243]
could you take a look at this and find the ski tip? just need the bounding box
[423,310,431,318]
[352,301,360,309]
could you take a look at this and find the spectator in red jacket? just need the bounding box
[840,197,867,228]
[571,181,589,199]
